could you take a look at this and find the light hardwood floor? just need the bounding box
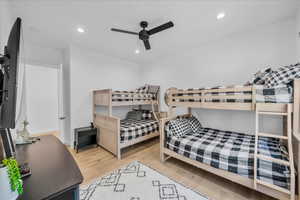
[67,138,276,200]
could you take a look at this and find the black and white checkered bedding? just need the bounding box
[112,91,155,102]
[172,85,252,103]
[171,85,293,103]
[133,109,153,120]
[166,127,290,189]
[252,67,273,85]
[255,85,293,103]
[264,63,300,88]
[120,119,159,142]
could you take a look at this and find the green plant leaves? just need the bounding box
[2,158,23,195]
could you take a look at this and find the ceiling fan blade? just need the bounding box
[111,28,139,35]
[148,21,174,35]
[143,40,151,50]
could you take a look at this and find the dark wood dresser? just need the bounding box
[16,135,83,200]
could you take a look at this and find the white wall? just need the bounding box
[23,44,63,67]
[297,7,300,61]
[26,65,59,134]
[0,0,12,51]
[69,45,141,145]
[141,18,297,134]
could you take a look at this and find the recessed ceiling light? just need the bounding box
[217,12,226,20]
[135,49,140,54]
[77,27,85,33]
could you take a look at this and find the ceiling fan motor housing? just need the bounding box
[139,30,149,41]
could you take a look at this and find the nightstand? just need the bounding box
[74,126,98,153]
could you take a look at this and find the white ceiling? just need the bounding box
[7,0,299,63]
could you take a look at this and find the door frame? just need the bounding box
[57,64,67,143]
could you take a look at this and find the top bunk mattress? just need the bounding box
[166,127,290,189]
[112,91,155,102]
[170,85,293,103]
[255,85,293,103]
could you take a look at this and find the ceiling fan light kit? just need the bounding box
[111,21,174,50]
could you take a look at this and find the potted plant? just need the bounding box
[0,138,23,199]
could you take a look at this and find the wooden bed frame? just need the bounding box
[93,87,160,159]
[160,80,300,200]
[165,86,254,111]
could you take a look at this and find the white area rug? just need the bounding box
[80,161,209,200]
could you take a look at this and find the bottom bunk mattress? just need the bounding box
[166,127,291,189]
[120,119,159,143]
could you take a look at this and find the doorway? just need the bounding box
[25,64,60,137]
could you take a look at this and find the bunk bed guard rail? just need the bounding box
[165,86,254,111]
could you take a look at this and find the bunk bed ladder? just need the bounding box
[254,104,295,200]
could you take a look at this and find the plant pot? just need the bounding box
[0,166,18,200]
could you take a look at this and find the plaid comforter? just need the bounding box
[255,85,293,103]
[112,91,155,102]
[120,119,159,142]
[166,127,290,189]
[172,85,251,103]
[171,85,292,103]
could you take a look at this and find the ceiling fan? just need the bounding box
[111,21,174,50]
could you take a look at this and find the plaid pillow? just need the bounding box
[265,63,300,88]
[133,109,152,120]
[187,116,202,133]
[148,85,160,94]
[168,118,192,138]
[135,85,149,93]
[126,110,143,120]
[164,121,171,137]
[252,67,272,85]
[141,110,152,120]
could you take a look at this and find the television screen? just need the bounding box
[0,70,3,106]
[0,18,21,129]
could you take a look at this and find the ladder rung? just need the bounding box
[256,179,290,194]
[257,111,287,116]
[258,132,288,140]
[256,154,290,166]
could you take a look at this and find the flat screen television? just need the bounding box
[0,17,22,158]
[0,17,21,129]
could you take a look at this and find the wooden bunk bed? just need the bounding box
[160,80,300,200]
[93,86,160,159]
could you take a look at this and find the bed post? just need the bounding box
[188,107,192,115]
[110,89,121,159]
[93,90,96,126]
[160,118,166,162]
[166,88,175,117]
[292,80,300,200]
[157,87,161,113]
[252,86,256,111]
[117,120,121,160]
[168,106,175,118]
[293,80,300,140]
[151,87,161,121]
[108,89,113,116]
